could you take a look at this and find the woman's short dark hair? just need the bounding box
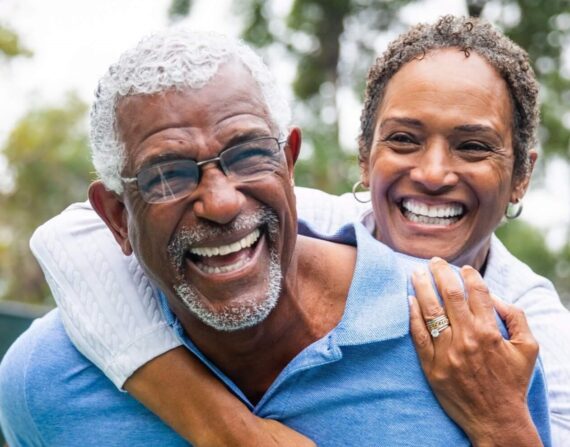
[358,15,539,181]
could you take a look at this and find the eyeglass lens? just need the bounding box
[137,137,283,203]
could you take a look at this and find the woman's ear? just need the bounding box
[359,154,370,188]
[89,180,133,255]
[511,150,537,202]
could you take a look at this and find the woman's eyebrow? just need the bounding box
[380,117,424,129]
[454,124,503,141]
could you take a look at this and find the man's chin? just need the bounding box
[175,284,278,332]
[174,246,283,332]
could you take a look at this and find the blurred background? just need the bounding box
[0,0,569,310]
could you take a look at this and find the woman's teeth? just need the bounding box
[402,199,463,226]
[189,229,261,257]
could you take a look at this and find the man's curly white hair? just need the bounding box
[90,27,291,193]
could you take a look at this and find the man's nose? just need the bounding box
[191,164,245,224]
[409,141,459,191]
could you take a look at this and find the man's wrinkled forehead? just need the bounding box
[116,58,274,135]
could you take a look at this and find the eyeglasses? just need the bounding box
[121,136,286,204]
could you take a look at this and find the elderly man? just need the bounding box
[0,28,550,446]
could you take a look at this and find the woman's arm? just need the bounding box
[409,258,544,446]
[30,202,314,446]
[125,348,315,446]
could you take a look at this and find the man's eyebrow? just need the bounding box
[138,152,188,171]
[222,130,272,149]
[379,117,424,129]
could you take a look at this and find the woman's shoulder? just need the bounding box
[485,235,559,306]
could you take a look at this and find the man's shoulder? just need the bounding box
[0,310,79,388]
[0,310,94,420]
[0,310,85,445]
[0,310,184,446]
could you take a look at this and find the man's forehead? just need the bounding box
[115,60,276,166]
[116,59,269,123]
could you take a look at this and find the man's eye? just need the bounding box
[229,147,280,175]
[140,164,196,192]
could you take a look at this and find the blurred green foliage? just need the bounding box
[0,24,32,59]
[0,95,92,303]
[168,0,193,23]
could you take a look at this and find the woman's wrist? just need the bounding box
[469,410,542,447]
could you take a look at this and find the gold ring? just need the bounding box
[426,314,450,338]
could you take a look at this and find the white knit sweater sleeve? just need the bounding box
[29,201,182,390]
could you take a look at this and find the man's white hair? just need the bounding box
[90,27,291,193]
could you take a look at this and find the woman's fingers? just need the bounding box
[460,265,497,326]
[411,268,452,345]
[491,294,539,358]
[428,258,469,327]
[409,295,435,365]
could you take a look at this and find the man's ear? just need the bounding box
[89,180,133,255]
[511,150,538,202]
[283,127,301,185]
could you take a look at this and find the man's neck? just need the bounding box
[170,235,356,404]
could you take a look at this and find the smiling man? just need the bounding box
[0,27,552,446]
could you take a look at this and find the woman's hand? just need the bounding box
[409,257,542,447]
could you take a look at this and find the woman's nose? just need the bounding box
[409,142,459,191]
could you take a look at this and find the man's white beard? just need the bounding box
[169,208,283,332]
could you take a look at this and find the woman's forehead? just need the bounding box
[377,49,513,126]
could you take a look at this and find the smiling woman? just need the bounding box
[363,48,529,271]
[13,16,569,447]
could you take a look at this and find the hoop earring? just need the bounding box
[505,201,523,219]
[352,180,371,204]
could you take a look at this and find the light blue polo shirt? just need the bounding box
[0,222,551,446]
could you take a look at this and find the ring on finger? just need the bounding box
[426,314,450,338]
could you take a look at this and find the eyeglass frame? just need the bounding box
[120,135,288,204]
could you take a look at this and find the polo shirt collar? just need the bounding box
[299,221,410,346]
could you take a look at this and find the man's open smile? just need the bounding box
[187,228,264,275]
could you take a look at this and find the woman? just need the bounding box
[29,16,566,445]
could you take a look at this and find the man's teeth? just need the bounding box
[189,228,261,258]
[199,259,249,275]
[402,199,463,225]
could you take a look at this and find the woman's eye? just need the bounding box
[459,141,492,152]
[385,133,416,144]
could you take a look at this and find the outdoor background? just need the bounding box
[0,0,569,309]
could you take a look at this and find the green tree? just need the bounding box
[0,95,92,303]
